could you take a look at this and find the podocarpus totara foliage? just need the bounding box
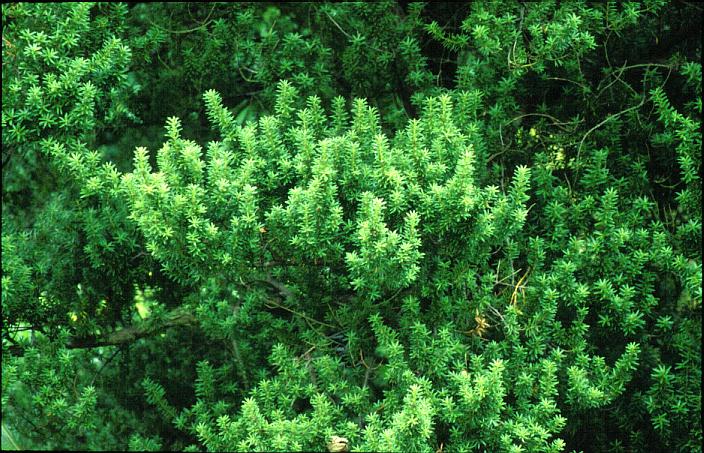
[2,2,701,452]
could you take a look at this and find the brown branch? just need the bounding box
[67,307,196,349]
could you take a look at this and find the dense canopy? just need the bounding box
[2,2,701,451]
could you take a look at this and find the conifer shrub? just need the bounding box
[2,2,701,452]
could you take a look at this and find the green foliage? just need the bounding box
[2,2,135,224]
[2,2,701,452]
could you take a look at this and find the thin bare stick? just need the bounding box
[264,298,335,329]
[505,113,583,131]
[89,347,123,387]
[576,99,646,164]
[323,10,384,53]
[147,3,216,35]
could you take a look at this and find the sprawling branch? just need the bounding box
[67,307,197,349]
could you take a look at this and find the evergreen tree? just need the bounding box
[2,2,701,451]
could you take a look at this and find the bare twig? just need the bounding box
[266,299,334,329]
[147,3,216,35]
[575,99,646,164]
[323,9,384,53]
[89,347,123,387]
[508,6,527,70]
[324,9,352,40]
[544,76,589,90]
[510,267,531,307]
[505,113,584,131]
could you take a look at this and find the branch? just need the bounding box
[264,273,295,300]
[67,307,196,349]
[89,346,124,387]
[504,112,584,131]
[575,97,646,164]
[264,297,335,329]
[323,9,384,54]
[147,3,216,35]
